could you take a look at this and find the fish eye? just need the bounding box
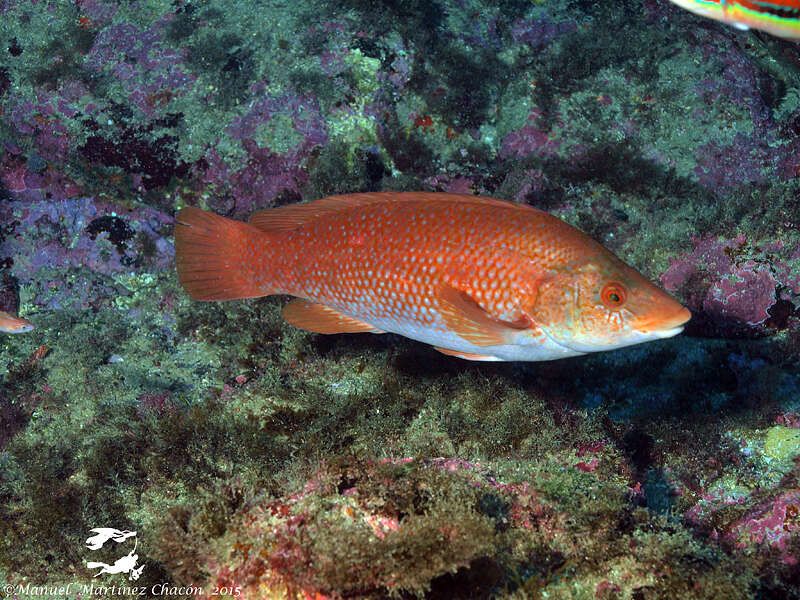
[601,282,627,308]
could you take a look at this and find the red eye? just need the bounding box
[601,282,627,307]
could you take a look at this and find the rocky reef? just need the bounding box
[1,0,799,597]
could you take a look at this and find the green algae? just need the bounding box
[255,113,306,155]
[763,425,800,466]
[342,48,382,96]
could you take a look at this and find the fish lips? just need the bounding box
[649,325,686,339]
[635,306,691,338]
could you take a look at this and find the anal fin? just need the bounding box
[434,347,503,361]
[282,299,383,334]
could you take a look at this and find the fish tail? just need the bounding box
[175,207,277,300]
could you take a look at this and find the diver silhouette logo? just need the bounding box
[85,528,145,580]
[85,528,137,550]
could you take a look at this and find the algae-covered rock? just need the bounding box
[763,426,800,465]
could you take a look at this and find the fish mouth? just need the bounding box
[637,306,691,337]
[667,0,716,18]
[650,325,685,339]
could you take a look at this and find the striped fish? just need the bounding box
[669,0,800,39]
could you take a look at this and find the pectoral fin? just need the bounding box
[436,283,532,346]
[282,299,383,334]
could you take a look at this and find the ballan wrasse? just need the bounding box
[175,193,690,361]
[668,0,800,40]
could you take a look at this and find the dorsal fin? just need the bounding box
[248,192,533,232]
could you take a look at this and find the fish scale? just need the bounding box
[293,203,524,321]
[176,192,690,361]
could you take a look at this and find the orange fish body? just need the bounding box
[0,311,34,334]
[175,193,689,361]
[668,0,800,40]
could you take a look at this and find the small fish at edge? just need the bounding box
[668,0,800,40]
[0,311,34,334]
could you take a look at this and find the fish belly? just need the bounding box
[361,312,586,362]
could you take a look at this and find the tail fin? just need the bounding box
[175,207,275,300]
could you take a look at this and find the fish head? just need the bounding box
[6,319,34,334]
[530,251,690,354]
[0,312,34,334]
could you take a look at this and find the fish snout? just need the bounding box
[13,321,35,333]
[635,305,691,338]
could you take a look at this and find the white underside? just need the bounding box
[357,313,683,362]
[364,314,587,361]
